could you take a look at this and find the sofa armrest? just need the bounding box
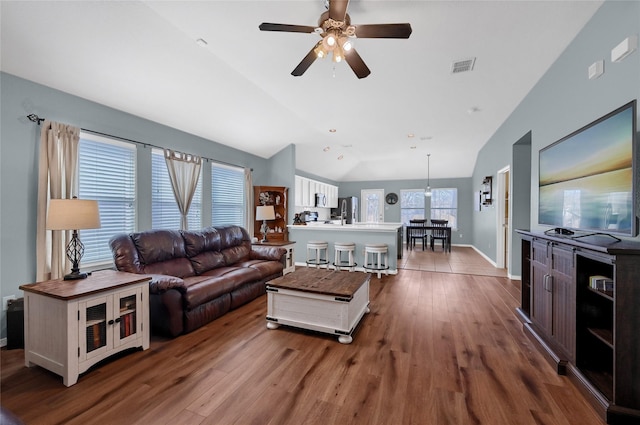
[148,274,187,294]
[251,246,287,262]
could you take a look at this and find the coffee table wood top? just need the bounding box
[267,268,370,298]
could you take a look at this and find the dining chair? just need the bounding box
[408,219,427,250]
[430,219,449,251]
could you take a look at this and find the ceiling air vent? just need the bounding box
[451,57,476,74]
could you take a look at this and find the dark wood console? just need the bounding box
[516,230,640,424]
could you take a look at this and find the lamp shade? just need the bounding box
[47,199,101,230]
[256,205,276,221]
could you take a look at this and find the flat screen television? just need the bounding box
[538,100,637,237]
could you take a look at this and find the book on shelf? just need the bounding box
[589,275,613,292]
[93,323,101,348]
[120,312,137,338]
[87,322,104,351]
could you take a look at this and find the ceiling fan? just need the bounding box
[259,0,412,79]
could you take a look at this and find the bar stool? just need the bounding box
[363,243,389,279]
[306,241,329,269]
[333,242,357,272]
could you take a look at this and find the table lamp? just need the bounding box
[46,197,101,280]
[256,205,276,242]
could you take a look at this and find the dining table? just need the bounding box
[405,225,452,252]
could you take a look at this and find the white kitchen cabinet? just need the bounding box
[295,175,339,208]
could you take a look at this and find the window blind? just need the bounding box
[78,135,136,265]
[212,164,244,226]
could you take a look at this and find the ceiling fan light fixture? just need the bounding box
[323,33,337,51]
[259,5,412,78]
[339,35,353,52]
[332,44,344,62]
[314,42,327,58]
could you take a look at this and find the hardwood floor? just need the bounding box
[1,252,604,424]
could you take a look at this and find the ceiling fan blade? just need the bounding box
[354,23,412,39]
[344,49,371,79]
[259,23,317,33]
[329,0,349,22]
[291,48,318,77]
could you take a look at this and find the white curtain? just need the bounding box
[164,149,202,230]
[36,120,81,281]
[244,167,253,235]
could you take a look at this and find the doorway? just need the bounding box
[361,189,384,223]
[496,166,510,271]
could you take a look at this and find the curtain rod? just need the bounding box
[26,114,251,171]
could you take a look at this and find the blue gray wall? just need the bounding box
[471,0,640,276]
[339,177,474,245]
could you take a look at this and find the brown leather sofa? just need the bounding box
[109,225,286,337]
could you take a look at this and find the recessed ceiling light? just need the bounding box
[329,128,337,133]
[410,146,417,149]
[337,155,344,160]
[323,146,330,152]
[467,107,480,114]
[420,136,432,141]
[196,38,208,47]
[407,133,415,138]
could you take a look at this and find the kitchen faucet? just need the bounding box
[341,198,347,226]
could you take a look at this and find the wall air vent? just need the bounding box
[451,57,476,74]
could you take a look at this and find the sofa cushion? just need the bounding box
[182,276,235,309]
[222,244,251,265]
[237,259,284,278]
[189,251,226,275]
[109,233,144,274]
[200,266,262,290]
[132,229,195,277]
[217,225,248,249]
[143,258,195,279]
[182,227,221,258]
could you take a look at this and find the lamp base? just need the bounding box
[63,271,88,280]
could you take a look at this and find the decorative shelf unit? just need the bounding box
[19,270,150,386]
[515,230,640,423]
[254,186,288,242]
[481,176,493,205]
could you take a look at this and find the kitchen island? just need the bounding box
[287,223,403,274]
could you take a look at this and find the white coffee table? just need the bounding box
[266,268,370,344]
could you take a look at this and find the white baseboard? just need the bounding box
[468,244,521,280]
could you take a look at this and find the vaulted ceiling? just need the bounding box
[1,1,602,181]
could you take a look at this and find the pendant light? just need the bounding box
[425,153,432,197]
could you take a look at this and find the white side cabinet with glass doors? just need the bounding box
[20,270,150,386]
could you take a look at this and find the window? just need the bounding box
[430,188,458,228]
[151,149,202,230]
[361,189,384,223]
[212,163,244,226]
[78,133,136,266]
[400,189,425,225]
